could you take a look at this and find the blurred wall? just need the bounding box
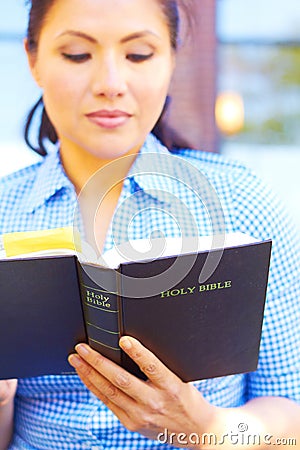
[169,0,218,152]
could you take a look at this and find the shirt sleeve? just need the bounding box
[231,167,300,404]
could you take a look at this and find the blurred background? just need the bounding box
[0,0,300,226]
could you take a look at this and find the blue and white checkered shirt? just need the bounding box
[1,134,300,449]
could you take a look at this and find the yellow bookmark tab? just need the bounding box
[3,227,81,257]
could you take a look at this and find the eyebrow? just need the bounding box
[56,31,97,43]
[120,31,161,43]
[56,30,161,44]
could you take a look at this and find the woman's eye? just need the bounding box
[126,53,154,63]
[62,53,91,63]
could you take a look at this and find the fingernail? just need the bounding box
[75,344,89,356]
[68,354,81,367]
[120,337,132,350]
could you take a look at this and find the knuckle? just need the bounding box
[168,382,182,401]
[145,363,157,374]
[132,349,143,361]
[139,414,153,430]
[148,398,166,415]
[106,384,118,399]
[114,372,131,388]
[142,361,160,377]
[127,415,152,432]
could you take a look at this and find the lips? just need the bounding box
[86,110,132,129]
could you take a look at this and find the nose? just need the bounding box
[91,53,127,99]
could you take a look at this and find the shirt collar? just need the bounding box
[127,134,183,205]
[25,134,183,213]
[26,148,75,213]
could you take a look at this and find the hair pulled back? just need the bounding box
[24,0,190,155]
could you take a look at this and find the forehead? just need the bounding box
[41,0,168,37]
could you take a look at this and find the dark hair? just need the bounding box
[24,0,191,155]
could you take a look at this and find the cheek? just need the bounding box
[38,58,85,103]
[41,69,85,128]
[135,66,172,121]
[43,74,77,106]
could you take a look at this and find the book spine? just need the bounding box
[78,263,121,365]
[117,268,147,380]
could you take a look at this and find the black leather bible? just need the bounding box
[0,232,271,381]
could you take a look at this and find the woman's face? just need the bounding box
[26,0,175,160]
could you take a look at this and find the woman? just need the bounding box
[0,0,300,448]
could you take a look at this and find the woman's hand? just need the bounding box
[0,379,17,450]
[0,380,17,408]
[68,337,217,446]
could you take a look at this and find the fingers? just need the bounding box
[70,336,182,398]
[0,379,18,407]
[68,353,142,430]
[68,343,151,405]
[68,339,190,439]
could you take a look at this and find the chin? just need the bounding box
[85,137,144,160]
[84,145,138,161]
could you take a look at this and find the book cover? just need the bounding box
[0,229,272,381]
[118,241,271,381]
[0,255,86,379]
